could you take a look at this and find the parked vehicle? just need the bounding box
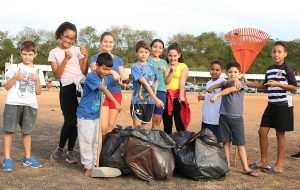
[125,81,133,90]
[48,78,60,88]
[0,75,7,87]
[195,83,206,92]
[296,87,300,94]
[244,86,257,93]
[185,82,195,92]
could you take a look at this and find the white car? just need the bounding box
[0,75,7,87]
[50,78,60,88]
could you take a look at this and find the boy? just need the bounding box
[210,61,258,177]
[76,53,123,177]
[3,40,45,171]
[198,59,226,139]
[130,41,164,128]
[244,41,298,173]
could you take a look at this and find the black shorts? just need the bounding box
[202,122,219,140]
[130,104,155,123]
[218,114,245,145]
[260,104,294,132]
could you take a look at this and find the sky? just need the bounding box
[0,0,300,41]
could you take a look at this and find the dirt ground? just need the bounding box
[0,89,300,190]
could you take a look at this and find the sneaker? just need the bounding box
[3,159,13,172]
[66,151,79,164]
[50,147,64,161]
[291,152,300,160]
[22,157,42,168]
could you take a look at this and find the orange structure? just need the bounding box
[225,28,270,73]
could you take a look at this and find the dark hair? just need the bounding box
[20,40,37,53]
[226,61,241,72]
[150,39,164,48]
[274,41,287,52]
[100,32,115,42]
[96,53,113,67]
[166,43,184,63]
[210,59,224,70]
[135,40,150,52]
[55,21,77,42]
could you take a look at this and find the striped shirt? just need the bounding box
[264,62,297,107]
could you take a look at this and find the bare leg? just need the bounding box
[223,142,231,168]
[3,132,13,159]
[100,106,109,138]
[23,134,31,158]
[238,145,250,172]
[152,114,162,130]
[258,127,270,167]
[85,168,92,177]
[274,131,285,172]
[132,115,142,127]
[107,109,119,132]
[239,145,259,176]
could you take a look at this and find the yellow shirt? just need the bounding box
[166,63,188,90]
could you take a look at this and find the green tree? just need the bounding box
[0,31,18,71]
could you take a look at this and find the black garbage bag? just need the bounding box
[126,126,175,181]
[100,125,132,174]
[171,128,229,180]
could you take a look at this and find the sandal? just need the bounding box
[242,171,259,177]
[261,165,281,174]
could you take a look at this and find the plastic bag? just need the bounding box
[126,126,175,181]
[100,126,132,174]
[171,128,229,180]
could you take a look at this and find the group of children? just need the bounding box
[2,21,300,179]
[198,41,299,176]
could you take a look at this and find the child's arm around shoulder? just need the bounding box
[242,75,266,89]
[210,85,242,103]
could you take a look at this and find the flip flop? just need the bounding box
[261,165,280,174]
[248,162,258,170]
[248,162,265,170]
[242,171,259,177]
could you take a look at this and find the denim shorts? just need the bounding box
[3,104,38,134]
[153,91,166,115]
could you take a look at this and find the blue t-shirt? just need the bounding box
[76,71,107,120]
[89,54,124,94]
[147,57,168,92]
[131,62,158,104]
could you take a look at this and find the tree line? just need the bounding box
[0,25,299,75]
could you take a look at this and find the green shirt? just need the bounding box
[147,57,168,92]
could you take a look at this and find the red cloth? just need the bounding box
[166,89,191,129]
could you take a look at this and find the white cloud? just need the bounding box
[0,0,300,40]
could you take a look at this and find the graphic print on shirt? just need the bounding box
[17,69,38,98]
[135,66,155,104]
[91,91,101,113]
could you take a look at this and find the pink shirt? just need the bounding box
[48,46,84,80]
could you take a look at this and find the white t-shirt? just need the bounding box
[5,63,45,109]
[48,46,85,83]
[202,78,226,125]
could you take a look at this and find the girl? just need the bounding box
[147,39,168,129]
[198,60,226,139]
[89,32,128,136]
[49,21,88,164]
[163,43,190,134]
